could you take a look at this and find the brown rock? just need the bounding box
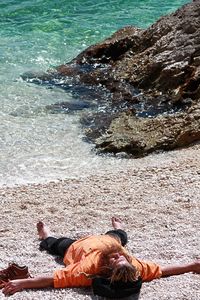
[95,103,200,157]
[23,1,200,157]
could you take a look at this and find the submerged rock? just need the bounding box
[23,0,200,157]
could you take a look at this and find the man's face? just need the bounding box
[109,253,131,269]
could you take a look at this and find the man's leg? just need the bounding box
[105,217,128,246]
[37,221,76,257]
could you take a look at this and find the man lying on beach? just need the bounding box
[1,217,200,298]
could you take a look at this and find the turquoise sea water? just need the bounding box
[0,0,190,186]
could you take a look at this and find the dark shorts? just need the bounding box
[40,229,128,258]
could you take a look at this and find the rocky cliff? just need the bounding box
[23,0,200,157]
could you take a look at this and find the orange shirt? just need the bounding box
[53,235,162,288]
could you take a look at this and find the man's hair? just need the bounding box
[110,264,140,283]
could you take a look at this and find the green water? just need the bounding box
[0,0,191,186]
[0,0,190,70]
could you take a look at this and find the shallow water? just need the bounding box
[0,0,190,186]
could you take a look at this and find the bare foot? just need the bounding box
[111,217,124,230]
[37,221,50,240]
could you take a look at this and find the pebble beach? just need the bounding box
[0,2,198,298]
[0,143,199,300]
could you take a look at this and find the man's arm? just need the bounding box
[2,275,54,296]
[161,260,200,277]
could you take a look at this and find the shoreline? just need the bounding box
[0,144,200,299]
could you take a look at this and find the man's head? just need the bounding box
[108,252,139,283]
[92,252,142,298]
